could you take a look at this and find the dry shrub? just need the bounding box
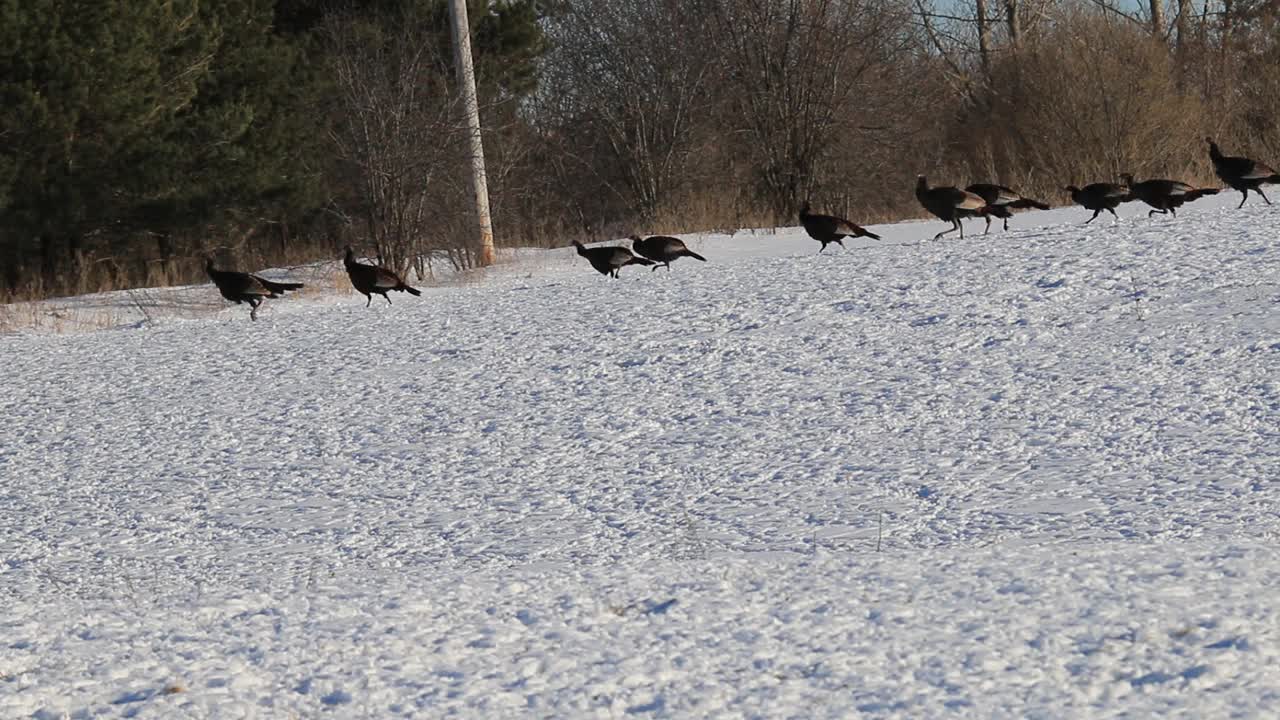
[322,7,477,277]
[957,8,1210,197]
[706,0,921,220]
[1182,0,1280,161]
[539,0,716,223]
[648,186,777,238]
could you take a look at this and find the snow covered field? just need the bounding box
[2,195,1278,718]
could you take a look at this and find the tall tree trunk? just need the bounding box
[1221,0,1233,52]
[39,235,59,293]
[1174,0,1191,81]
[156,233,173,282]
[1175,0,1190,43]
[1004,0,1020,51]
[1150,0,1165,38]
[67,234,84,293]
[976,0,992,79]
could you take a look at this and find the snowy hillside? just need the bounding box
[2,195,1278,718]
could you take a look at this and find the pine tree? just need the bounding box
[0,0,323,294]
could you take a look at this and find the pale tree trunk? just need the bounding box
[1221,0,1233,51]
[1004,0,1020,51]
[1150,0,1164,38]
[976,0,992,79]
[447,0,495,267]
[1174,0,1191,74]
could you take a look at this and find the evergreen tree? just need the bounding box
[0,0,322,293]
[0,0,545,296]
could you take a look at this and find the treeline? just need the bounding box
[3,0,1278,300]
[0,0,546,298]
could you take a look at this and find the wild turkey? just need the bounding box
[1206,137,1280,208]
[916,175,988,239]
[343,247,422,307]
[797,202,881,253]
[205,257,303,321]
[964,183,1050,233]
[1065,183,1132,223]
[630,234,707,270]
[572,240,653,278]
[1119,174,1219,217]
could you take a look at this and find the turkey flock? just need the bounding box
[207,245,420,321]
[208,138,1277,317]
[577,137,1273,273]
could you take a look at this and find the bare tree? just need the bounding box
[972,7,1206,193]
[977,0,994,76]
[324,9,469,276]
[539,0,716,223]
[1005,0,1022,49]
[1076,0,1167,39]
[1150,0,1166,36]
[707,0,917,219]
